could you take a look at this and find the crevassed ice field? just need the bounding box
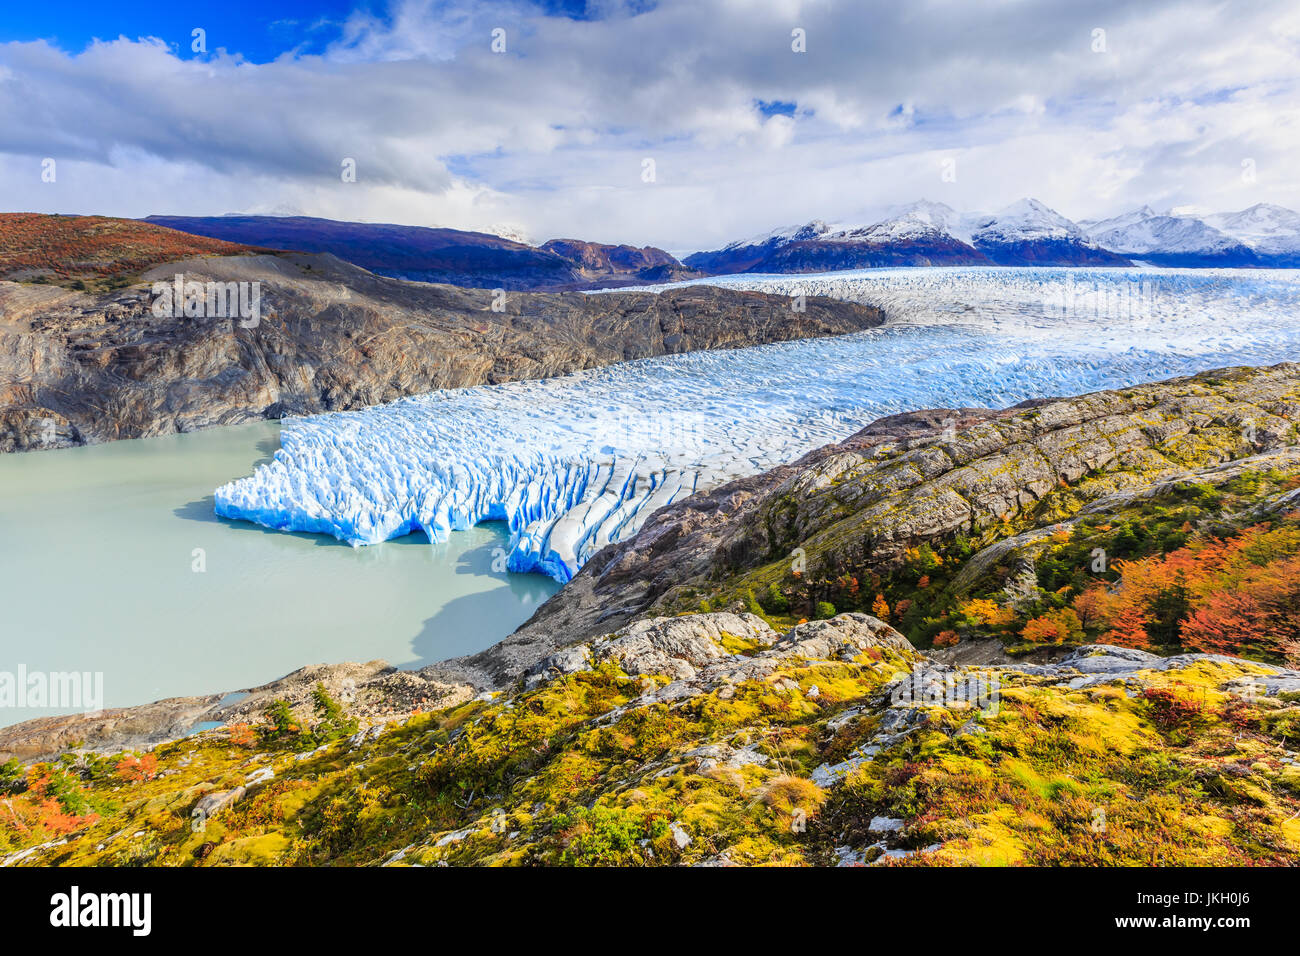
[216,267,1300,583]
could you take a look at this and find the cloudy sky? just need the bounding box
[1,0,1297,252]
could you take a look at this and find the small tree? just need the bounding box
[308,683,358,745]
[260,699,301,742]
[932,630,960,648]
[0,757,27,795]
[761,583,790,615]
[871,594,891,620]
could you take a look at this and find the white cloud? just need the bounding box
[1,0,1297,250]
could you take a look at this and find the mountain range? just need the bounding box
[41,199,1300,297]
[686,199,1300,273]
[145,215,703,291]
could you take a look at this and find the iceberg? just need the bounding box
[216,266,1300,582]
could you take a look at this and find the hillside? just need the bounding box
[0,214,257,290]
[4,610,1297,867]
[464,364,1300,682]
[145,215,700,290]
[0,251,882,452]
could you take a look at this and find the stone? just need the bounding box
[669,821,692,850]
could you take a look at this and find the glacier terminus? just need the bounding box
[214,266,1300,582]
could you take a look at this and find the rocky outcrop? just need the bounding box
[0,659,471,763]
[525,611,914,696]
[0,252,882,452]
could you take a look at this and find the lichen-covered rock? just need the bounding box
[591,612,775,680]
[767,614,913,662]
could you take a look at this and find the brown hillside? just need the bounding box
[0,213,259,287]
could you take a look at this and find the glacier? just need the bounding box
[216,266,1300,583]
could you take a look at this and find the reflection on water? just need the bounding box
[0,421,559,727]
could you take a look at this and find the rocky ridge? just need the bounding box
[453,364,1300,685]
[0,252,882,452]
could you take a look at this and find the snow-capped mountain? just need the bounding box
[1078,205,1159,235]
[1083,208,1253,266]
[1080,203,1300,266]
[828,199,972,245]
[1205,204,1300,260]
[969,198,1085,243]
[963,198,1130,266]
[684,220,836,273]
[684,200,986,274]
[688,198,1300,275]
[686,198,1129,273]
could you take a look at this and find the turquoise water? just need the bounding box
[0,422,558,727]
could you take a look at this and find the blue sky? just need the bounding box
[0,1,1296,250]
[0,1,615,60]
[0,1,359,61]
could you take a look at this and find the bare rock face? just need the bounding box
[0,252,883,452]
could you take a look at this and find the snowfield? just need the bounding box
[216,267,1300,582]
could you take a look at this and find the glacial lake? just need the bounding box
[0,422,559,727]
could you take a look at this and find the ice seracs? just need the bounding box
[217,266,1300,583]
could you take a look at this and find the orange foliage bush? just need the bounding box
[1021,608,1084,644]
[115,754,158,783]
[226,723,256,747]
[932,630,960,648]
[1077,522,1300,661]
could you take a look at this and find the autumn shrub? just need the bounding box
[114,754,158,783]
[932,630,960,648]
[1021,608,1084,644]
[1142,686,1207,743]
[226,722,256,747]
[761,583,791,615]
